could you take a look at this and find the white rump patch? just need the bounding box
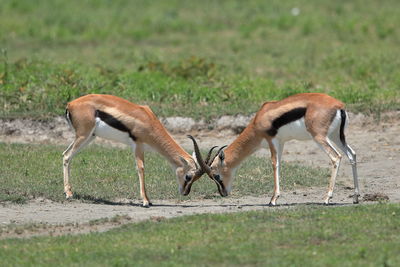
[327,110,342,138]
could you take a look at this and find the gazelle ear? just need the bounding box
[219,150,225,162]
[179,156,189,169]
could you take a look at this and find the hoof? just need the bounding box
[353,194,360,204]
[269,195,279,206]
[324,196,332,205]
[142,201,151,208]
[65,192,73,199]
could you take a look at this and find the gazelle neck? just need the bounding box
[147,128,191,168]
[224,123,263,169]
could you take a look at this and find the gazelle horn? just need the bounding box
[187,135,213,176]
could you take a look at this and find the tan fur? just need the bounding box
[63,94,199,207]
[206,93,359,205]
[224,94,343,169]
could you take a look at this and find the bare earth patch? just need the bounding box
[0,112,399,238]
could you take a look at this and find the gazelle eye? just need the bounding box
[185,174,191,182]
[214,174,221,181]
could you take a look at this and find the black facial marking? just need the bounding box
[216,179,225,196]
[211,174,226,196]
[183,179,193,195]
[339,109,346,145]
[96,110,136,141]
[266,107,307,136]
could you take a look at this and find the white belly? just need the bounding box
[275,118,312,142]
[94,118,133,145]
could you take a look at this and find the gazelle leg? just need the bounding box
[62,131,95,198]
[330,136,360,204]
[62,141,74,157]
[313,136,342,205]
[268,139,284,206]
[133,142,151,207]
[346,144,360,203]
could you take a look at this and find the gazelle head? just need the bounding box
[187,135,230,197]
[177,155,203,196]
[178,138,219,196]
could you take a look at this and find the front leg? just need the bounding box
[133,143,152,207]
[268,139,284,206]
[312,136,342,205]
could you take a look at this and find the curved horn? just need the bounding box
[205,146,218,165]
[187,135,213,176]
[192,145,218,177]
[210,145,228,164]
[187,135,228,197]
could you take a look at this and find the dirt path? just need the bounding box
[0,112,399,238]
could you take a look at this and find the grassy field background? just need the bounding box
[1,0,400,119]
[0,143,329,203]
[1,204,399,266]
[1,1,399,264]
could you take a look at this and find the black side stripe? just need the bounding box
[95,110,137,141]
[266,107,307,136]
[339,109,346,145]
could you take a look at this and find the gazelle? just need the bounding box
[63,94,205,207]
[190,93,360,205]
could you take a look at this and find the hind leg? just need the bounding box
[330,136,360,204]
[313,135,342,205]
[63,129,95,198]
[346,144,359,203]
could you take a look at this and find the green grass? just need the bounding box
[0,143,329,204]
[0,204,399,266]
[0,2,398,263]
[1,0,400,119]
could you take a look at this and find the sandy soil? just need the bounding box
[0,112,399,238]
